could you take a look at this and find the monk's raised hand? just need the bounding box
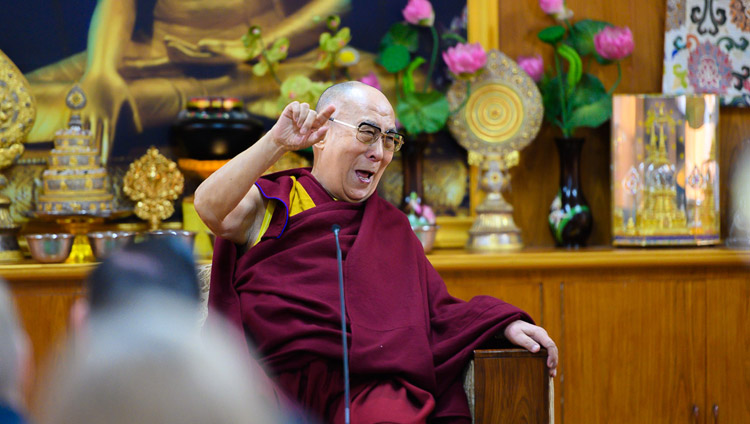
[504,320,559,377]
[271,101,336,152]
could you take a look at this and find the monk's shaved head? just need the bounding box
[316,81,368,112]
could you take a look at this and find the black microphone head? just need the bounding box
[331,224,341,233]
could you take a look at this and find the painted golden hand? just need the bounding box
[163,35,241,65]
[79,70,142,164]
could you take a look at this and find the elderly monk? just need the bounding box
[195,81,558,424]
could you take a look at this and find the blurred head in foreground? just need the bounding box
[71,237,201,331]
[0,280,32,416]
[40,295,286,424]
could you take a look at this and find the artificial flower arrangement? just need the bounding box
[376,0,487,135]
[405,191,437,227]
[242,15,357,114]
[517,0,634,138]
[405,191,438,252]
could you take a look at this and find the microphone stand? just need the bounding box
[332,224,350,424]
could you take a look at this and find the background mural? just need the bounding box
[0,0,470,217]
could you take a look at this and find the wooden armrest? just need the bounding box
[471,348,552,424]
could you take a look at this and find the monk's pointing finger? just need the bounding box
[297,103,310,128]
[317,104,337,124]
[312,108,333,128]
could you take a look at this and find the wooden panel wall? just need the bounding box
[10,279,84,410]
[479,0,750,247]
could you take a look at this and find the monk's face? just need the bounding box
[312,86,396,202]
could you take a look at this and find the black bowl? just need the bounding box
[170,97,265,160]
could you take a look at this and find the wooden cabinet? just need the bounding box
[706,275,750,423]
[4,249,750,422]
[561,273,706,423]
[430,248,750,424]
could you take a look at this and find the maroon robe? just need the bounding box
[209,168,533,423]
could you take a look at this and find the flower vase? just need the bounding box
[548,137,593,247]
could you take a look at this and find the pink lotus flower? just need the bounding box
[540,0,565,15]
[359,71,381,91]
[442,42,487,77]
[403,0,435,27]
[594,26,634,61]
[518,54,544,82]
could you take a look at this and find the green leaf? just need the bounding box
[557,44,582,91]
[566,75,612,130]
[326,15,341,31]
[567,73,607,111]
[538,26,566,44]
[567,20,610,58]
[378,44,411,73]
[314,53,334,70]
[277,75,332,114]
[252,61,268,77]
[402,57,425,94]
[330,27,352,51]
[566,96,612,130]
[319,32,331,50]
[396,91,450,134]
[540,75,563,126]
[323,27,351,52]
[380,23,419,53]
[266,38,289,62]
[242,27,264,59]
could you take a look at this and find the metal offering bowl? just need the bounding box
[25,233,74,263]
[87,231,136,260]
[147,229,196,249]
[412,225,438,253]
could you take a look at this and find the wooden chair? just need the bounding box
[197,265,552,423]
[465,345,552,423]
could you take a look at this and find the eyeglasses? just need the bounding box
[328,118,405,152]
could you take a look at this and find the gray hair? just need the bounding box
[0,280,25,406]
[40,294,286,424]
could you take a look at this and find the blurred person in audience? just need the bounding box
[69,237,202,333]
[40,294,291,424]
[0,281,33,424]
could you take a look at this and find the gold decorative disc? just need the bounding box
[466,83,524,143]
[0,49,36,146]
[447,49,543,168]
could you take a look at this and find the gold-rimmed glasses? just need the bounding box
[328,118,405,152]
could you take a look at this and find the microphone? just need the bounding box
[332,224,350,424]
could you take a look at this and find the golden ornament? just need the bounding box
[123,147,184,231]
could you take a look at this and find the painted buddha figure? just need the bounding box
[24,0,383,164]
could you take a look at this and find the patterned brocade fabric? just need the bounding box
[662,0,750,106]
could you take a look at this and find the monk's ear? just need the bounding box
[313,137,327,152]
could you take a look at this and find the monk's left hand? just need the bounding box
[504,320,558,377]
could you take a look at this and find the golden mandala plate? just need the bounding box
[0,49,36,145]
[446,49,542,164]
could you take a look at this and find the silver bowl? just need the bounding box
[25,233,74,263]
[412,225,438,253]
[87,231,136,260]
[146,229,196,249]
